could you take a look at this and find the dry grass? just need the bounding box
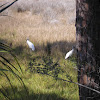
[0,0,76,47]
[0,0,76,60]
[0,12,76,54]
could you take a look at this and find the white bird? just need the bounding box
[26,39,35,51]
[65,47,75,59]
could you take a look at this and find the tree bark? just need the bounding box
[76,0,100,100]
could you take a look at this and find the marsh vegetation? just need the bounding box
[0,0,79,99]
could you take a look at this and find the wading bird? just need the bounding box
[26,39,35,51]
[65,46,75,59]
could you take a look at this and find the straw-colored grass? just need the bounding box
[0,12,76,55]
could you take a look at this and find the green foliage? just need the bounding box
[0,42,28,99]
[27,56,64,79]
[0,42,79,99]
[27,55,77,84]
[25,55,79,100]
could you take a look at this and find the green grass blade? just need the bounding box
[0,50,8,53]
[0,56,20,73]
[0,42,28,98]
[0,88,10,100]
[0,42,12,51]
[10,53,23,73]
[0,69,9,71]
[0,60,23,83]
[0,42,22,73]
[2,71,15,98]
[0,60,28,97]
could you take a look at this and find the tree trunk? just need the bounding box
[76,0,100,100]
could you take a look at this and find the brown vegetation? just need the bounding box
[0,0,76,57]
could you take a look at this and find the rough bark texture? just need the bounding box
[76,0,100,100]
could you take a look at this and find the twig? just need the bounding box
[41,73,100,94]
[0,0,18,13]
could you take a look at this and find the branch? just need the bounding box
[0,0,18,13]
[38,72,100,94]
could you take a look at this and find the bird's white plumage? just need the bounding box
[65,49,74,59]
[27,39,35,51]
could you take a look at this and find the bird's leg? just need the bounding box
[30,49,32,53]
